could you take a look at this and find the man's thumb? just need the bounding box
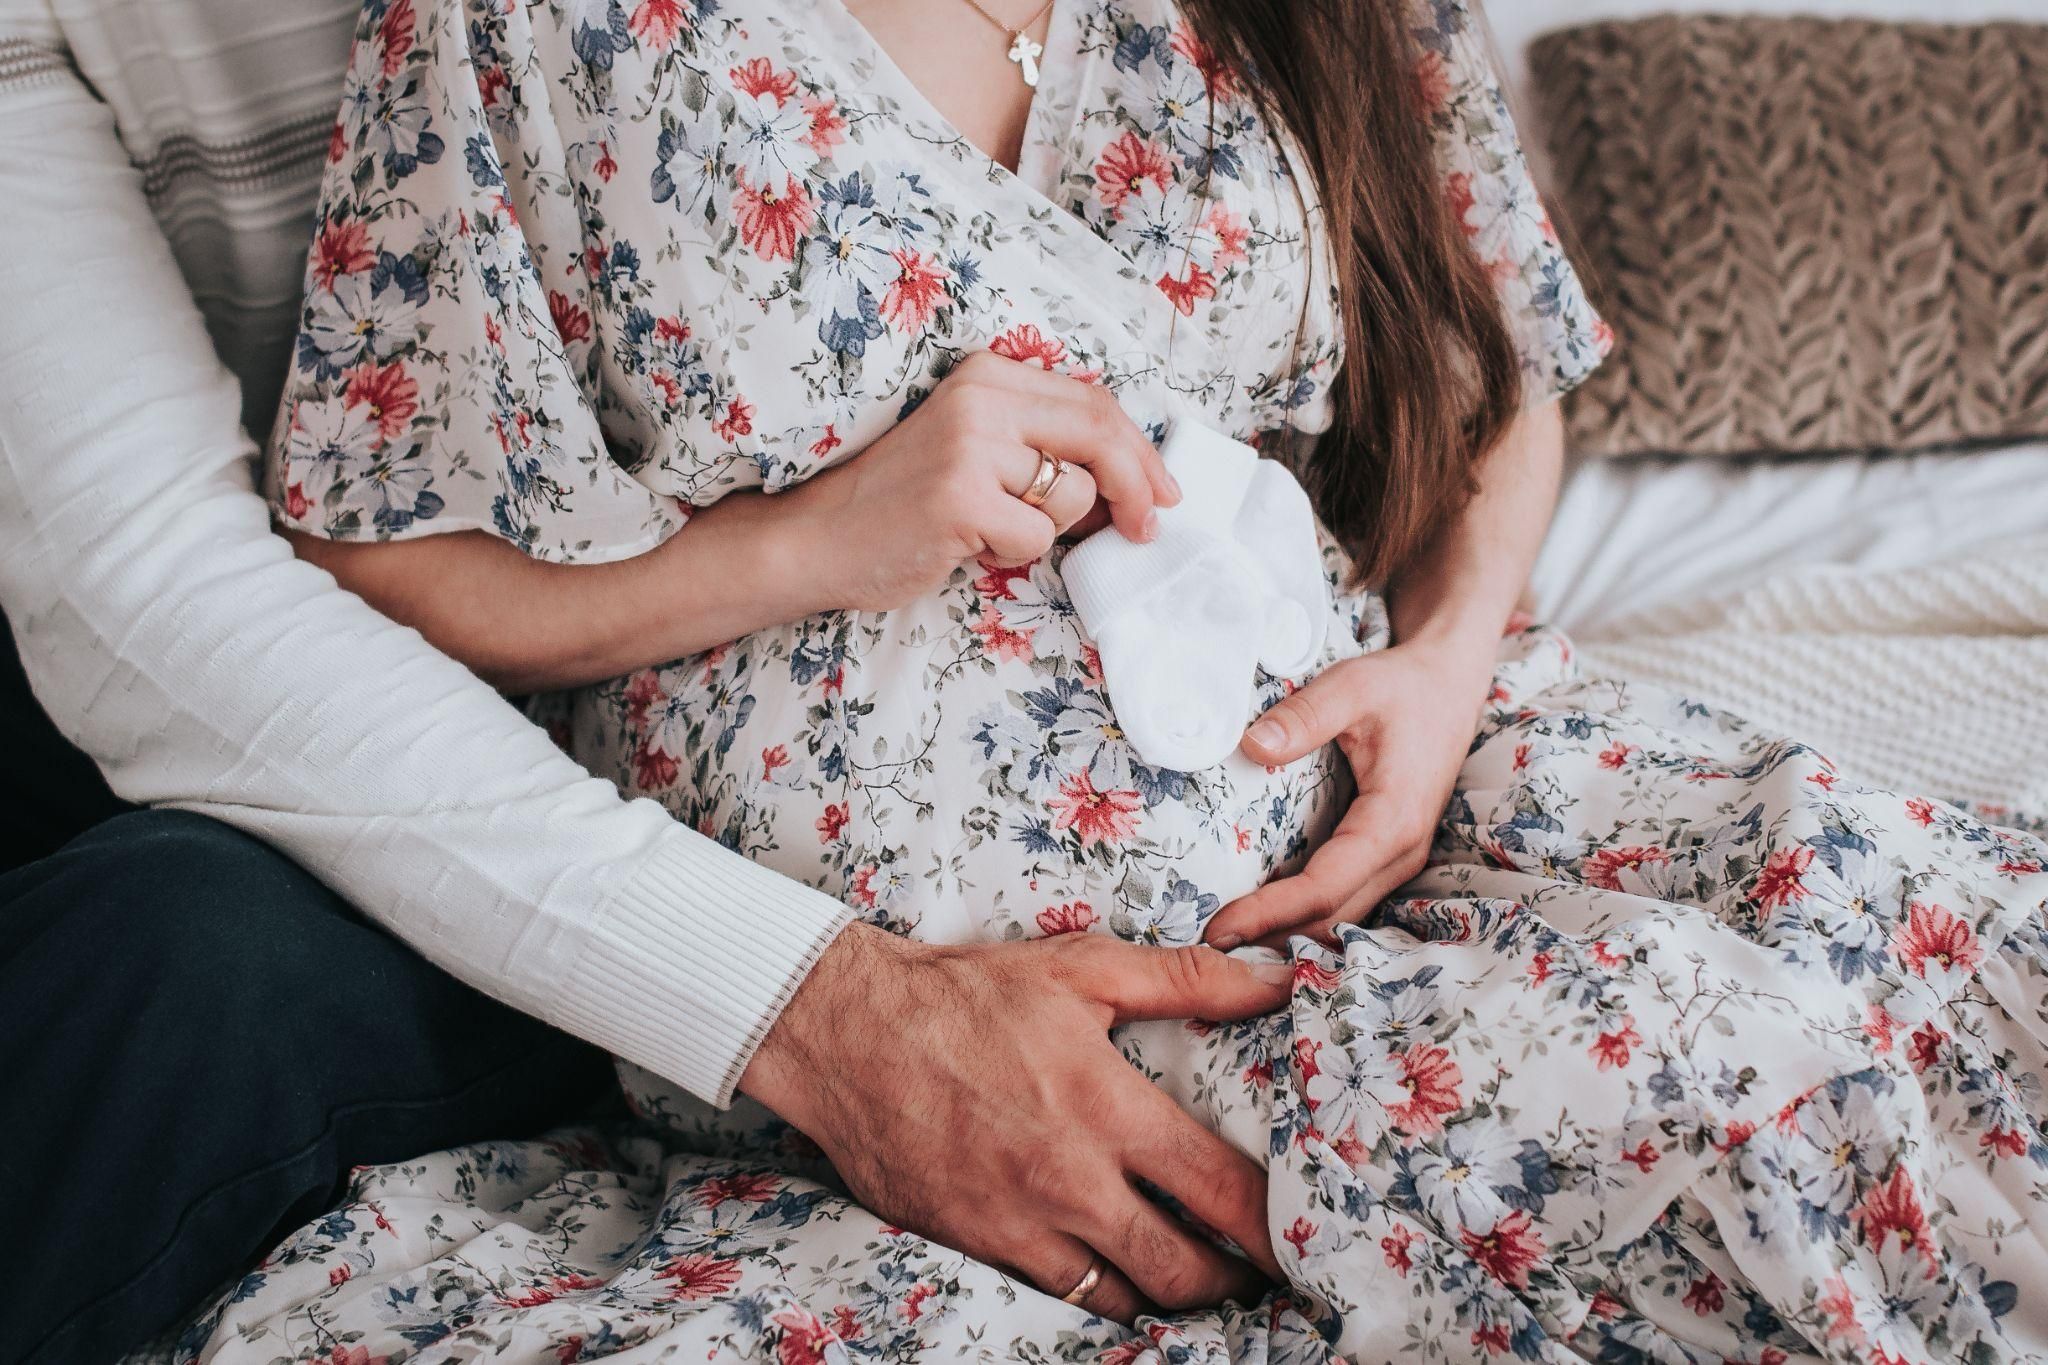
[1082,942,1294,1025]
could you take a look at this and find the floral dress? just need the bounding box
[172,0,2048,1362]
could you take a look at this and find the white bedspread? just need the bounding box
[1531,450,2048,812]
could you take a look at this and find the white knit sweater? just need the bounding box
[0,0,851,1107]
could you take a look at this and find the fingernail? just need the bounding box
[1164,470,1184,504]
[1140,510,1160,542]
[1251,962,1295,987]
[1246,718,1286,751]
[1210,932,1244,951]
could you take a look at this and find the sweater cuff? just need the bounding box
[552,832,853,1108]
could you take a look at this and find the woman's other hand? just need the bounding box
[787,350,1179,612]
[1202,634,1500,949]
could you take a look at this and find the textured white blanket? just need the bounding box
[1577,533,2048,815]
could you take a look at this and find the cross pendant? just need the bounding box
[1005,30,1043,88]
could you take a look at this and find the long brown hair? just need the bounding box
[1178,0,1522,587]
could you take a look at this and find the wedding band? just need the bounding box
[1059,1256,1105,1306]
[1019,451,1067,508]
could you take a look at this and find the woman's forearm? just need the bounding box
[288,488,829,693]
[1385,399,1564,674]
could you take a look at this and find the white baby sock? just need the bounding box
[1062,523,1270,773]
[1062,413,1333,772]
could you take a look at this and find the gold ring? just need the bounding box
[1019,451,1067,508]
[1060,1256,1105,1307]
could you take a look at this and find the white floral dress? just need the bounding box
[174,0,2048,1362]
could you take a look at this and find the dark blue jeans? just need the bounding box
[0,623,617,1364]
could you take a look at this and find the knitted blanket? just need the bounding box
[1578,534,2048,816]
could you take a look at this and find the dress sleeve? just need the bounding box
[270,0,680,564]
[1412,0,1612,408]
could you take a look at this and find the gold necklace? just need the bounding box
[955,0,1057,88]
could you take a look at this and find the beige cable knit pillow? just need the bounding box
[1529,16,2048,458]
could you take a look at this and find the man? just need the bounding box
[0,2,1280,1359]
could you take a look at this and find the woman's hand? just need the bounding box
[786,350,1179,613]
[1202,634,1500,949]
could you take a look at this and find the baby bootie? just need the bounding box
[1063,413,1332,771]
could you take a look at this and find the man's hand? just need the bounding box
[740,923,1291,1322]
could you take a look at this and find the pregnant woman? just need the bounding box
[185,0,2048,1360]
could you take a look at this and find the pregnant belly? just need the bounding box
[548,548,1382,946]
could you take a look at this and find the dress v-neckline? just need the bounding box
[800,0,1222,404]
[812,0,1078,191]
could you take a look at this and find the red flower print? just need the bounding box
[1036,901,1099,935]
[1808,769,1838,791]
[1750,844,1814,913]
[592,142,618,182]
[1590,1015,1643,1071]
[1816,1274,1867,1346]
[1048,772,1142,847]
[989,322,1067,369]
[1683,1273,1725,1316]
[971,607,1035,662]
[700,1170,780,1207]
[623,669,663,726]
[376,0,416,78]
[1295,956,1340,991]
[1905,796,1937,826]
[815,802,849,843]
[1459,1209,1545,1289]
[1282,1216,1316,1259]
[1512,742,1529,772]
[1620,1140,1658,1173]
[1292,1036,1321,1082]
[761,744,790,779]
[974,561,1031,601]
[632,739,679,790]
[801,94,847,157]
[729,57,798,104]
[1589,939,1628,969]
[1471,1324,1510,1355]
[1413,49,1452,114]
[548,290,593,345]
[1444,170,1478,238]
[1583,844,1669,892]
[329,1263,353,1287]
[1098,1345,1147,1365]
[1093,130,1174,210]
[1388,1044,1463,1134]
[1381,1223,1415,1275]
[1982,1126,2028,1159]
[555,1337,584,1365]
[655,1253,743,1301]
[898,1281,935,1321]
[849,864,880,908]
[734,178,816,261]
[1862,1003,1898,1052]
[499,1284,560,1308]
[713,395,755,443]
[1169,22,1238,97]
[1155,263,1217,316]
[1597,741,1634,769]
[328,119,347,164]
[809,425,842,459]
[627,0,689,48]
[654,315,690,346]
[1526,950,1551,986]
[2000,855,2044,874]
[1907,1021,1945,1072]
[880,249,950,332]
[1854,1166,1936,1269]
[768,1307,843,1365]
[320,1348,387,1365]
[285,483,312,520]
[344,360,419,442]
[313,219,376,290]
[1892,900,1983,978]
[1205,204,1250,269]
[1587,1292,1624,1320]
